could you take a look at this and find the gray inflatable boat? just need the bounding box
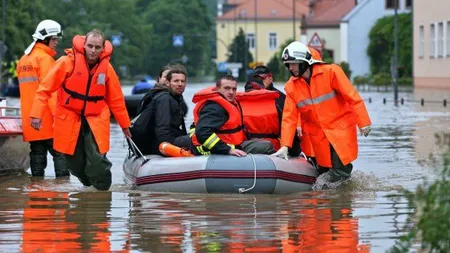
[123,154,318,194]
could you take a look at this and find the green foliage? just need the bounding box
[226,28,253,81]
[371,72,391,86]
[267,38,294,81]
[0,0,44,61]
[389,148,450,252]
[145,0,213,77]
[1,0,213,78]
[339,61,352,80]
[353,75,370,86]
[367,13,412,77]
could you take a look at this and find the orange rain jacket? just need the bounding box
[299,47,323,157]
[236,89,280,150]
[30,35,131,155]
[17,43,57,142]
[281,64,371,167]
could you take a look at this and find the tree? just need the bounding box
[367,13,412,77]
[267,38,294,81]
[144,0,213,77]
[0,0,44,62]
[226,28,253,81]
[41,0,153,77]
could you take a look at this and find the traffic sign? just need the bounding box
[308,33,324,50]
[111,35,122,47]
[217,62,228,72]
[173,34,184,47]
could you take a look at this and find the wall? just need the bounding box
[413,0,450,88]
[216,19,302,65]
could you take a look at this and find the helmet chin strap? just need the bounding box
[286,62,310,77]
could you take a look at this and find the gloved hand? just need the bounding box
[270,146,289,160]
[296,127,302,137]
[360,125,371,137]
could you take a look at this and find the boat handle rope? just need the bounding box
[126,137,149,162]
[239,154,257,194]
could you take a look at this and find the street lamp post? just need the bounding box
[393,0,399,105]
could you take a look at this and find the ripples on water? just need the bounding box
[0,87,449,252]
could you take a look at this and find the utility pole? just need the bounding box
[293,0,296,40]
[393,0,399,105]
[254,0,258,63]
[0,0,6,81]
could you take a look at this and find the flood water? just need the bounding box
[0,84,449,253]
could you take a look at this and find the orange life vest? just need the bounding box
[236,89,280,150]
[59,35,112,116]
[191,86,246,150]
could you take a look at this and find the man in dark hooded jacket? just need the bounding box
[131,68,189,155]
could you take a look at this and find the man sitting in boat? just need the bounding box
[190,75,275,157]
[138,68,190,155]
[236,77,282,151]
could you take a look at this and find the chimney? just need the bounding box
[218,0,224,16]
[309,0,317,17]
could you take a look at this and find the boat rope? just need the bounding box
[126,137,149,162]
[239,154,257,194]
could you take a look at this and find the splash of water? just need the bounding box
[312,170,404,192]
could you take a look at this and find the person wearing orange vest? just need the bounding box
[17,20,68,177]
[29,29,131,190]
[272,41,371,182]
[190,75,274,156]
[239,78,281,150]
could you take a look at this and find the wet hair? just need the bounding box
[157,65,171,81]
[158,64,187,81]
[86,29,106,46]
[216,74,237,88]
[166,69,187,82]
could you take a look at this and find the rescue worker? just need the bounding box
[250,66,301,156]
[17,19,68,177]
[272,41,371,182]
[190,75,275,157]
[239,78,281,150]
[146,68,190,155]
[29,29,131,190]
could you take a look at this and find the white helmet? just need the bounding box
[281,41,314,65]
[24,19,63,55]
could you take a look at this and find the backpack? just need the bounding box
[129,91,165,155]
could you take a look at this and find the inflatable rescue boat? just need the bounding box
[123,153,318,194]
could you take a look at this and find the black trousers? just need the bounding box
[29,139,68,177]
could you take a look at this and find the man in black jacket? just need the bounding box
[191,75,274,157]
[147,68,190,154]
[251,65,301,156]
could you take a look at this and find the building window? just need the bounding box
[269,32,277,50]
[385,0,395,9]
[438,22,444,57]
[430,23,436,58]
[405,0,412,8]
[246,33,255,50]
[447,21,450,57]
[419,25,424,58]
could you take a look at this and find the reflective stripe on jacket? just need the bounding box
[236,89,280,150]
[191,86,246,155]
[281,64,371,167]
[17,43,57,142]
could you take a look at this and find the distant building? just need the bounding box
[216,0,308,66]
[301,0,355,63]
[414,0,450,88]
[340,0,411,79]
